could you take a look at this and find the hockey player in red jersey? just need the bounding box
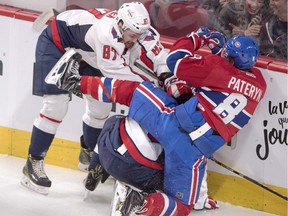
[166,27,267,143]
[46,27,266,215]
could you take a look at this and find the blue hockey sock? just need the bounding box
[82,122,102,150]
[28,126,54,160]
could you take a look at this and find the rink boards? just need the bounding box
[0,4,287,216]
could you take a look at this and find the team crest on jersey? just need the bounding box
[176,192,183,199]
[235,41,241,48]
[144,34,155,41]
[143,29,156,41]
[111,27,123,43]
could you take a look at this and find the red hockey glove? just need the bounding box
[164,75,195,100]
[207,31,227,55]
[194,195,219,210]
[204,196,219,209]
[188,26,211,50]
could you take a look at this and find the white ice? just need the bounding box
[0,154,276,216]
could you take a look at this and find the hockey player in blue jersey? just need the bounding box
[46,26,267,215]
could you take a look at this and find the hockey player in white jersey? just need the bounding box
[21,2,169,195]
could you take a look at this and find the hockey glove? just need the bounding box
[157,72,174,88]
[193,195,219,210]
[164,75,195,102]
[207,31,227,55]
[188,26,211,50]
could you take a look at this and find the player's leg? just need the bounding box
[45,52,108,172]
[157,143,207,215]
[21,29,76,194]
[79,95,111,171]
[22,94,70,194]
[113,184,193,216]
[119,156,206,216]
[76,62,105,171]
[96,115,164,192]
[193,165,219,210]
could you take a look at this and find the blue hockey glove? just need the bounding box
[207,32,227,55]
[188,26,211,50]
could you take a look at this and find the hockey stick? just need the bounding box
[33,8,59,32]
[210,157,288,201]
[134,61,157,79]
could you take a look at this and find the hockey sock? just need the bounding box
[29,126,54,159]
[82,122,102,150]
[145,192,192,216]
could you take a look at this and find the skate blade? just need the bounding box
[111,210,122,216]
[110,200,124,216]
[83,189,91,201]
[82,177,89,201]
[78,163,89,173]
[45,49,77,85]
[110,181,128,216]
[21,175,49,195]
[110,197,123,216]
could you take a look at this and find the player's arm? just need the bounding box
[80,76,140,107]
[137,27,170,77]
[166,26,226,87]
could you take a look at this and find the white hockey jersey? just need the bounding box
[51,8,169,82]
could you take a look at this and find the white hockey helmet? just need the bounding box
[116,2,150,35]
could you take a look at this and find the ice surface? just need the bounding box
[0,155,276,216]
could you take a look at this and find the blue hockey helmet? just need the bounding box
[221,35,259,70]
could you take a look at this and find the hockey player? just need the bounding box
[21,2,170,195]
[46,27,267,215]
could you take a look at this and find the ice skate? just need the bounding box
[45,48,82,96]
[78,135,93,172]
[83,164,104,191]
[110,181,147,216]
[21,155,51,195]
[78,147,93,172]
[83,164,104,200]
